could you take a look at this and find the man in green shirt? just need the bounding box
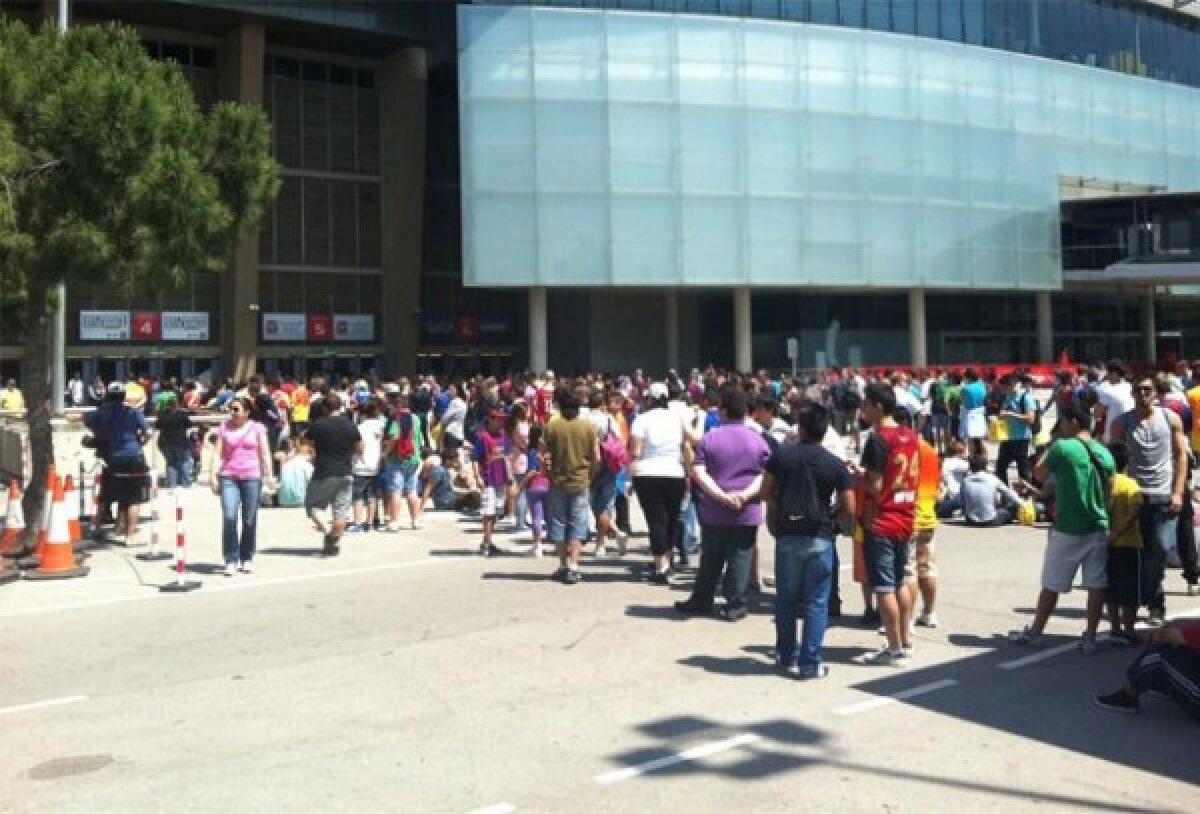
[1010,403,1115,654]
[543,386,599,585]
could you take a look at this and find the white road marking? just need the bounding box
[833,678,958,716]
[593,733,761,785]
[0,556,477,618]
[466,804,516,814]
[998,640,1081,670]
[0,695,88,716]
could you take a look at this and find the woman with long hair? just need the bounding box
[211,396,274,576]
[505,402,531,531]
[629,382,687,584]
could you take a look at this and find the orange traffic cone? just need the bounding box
[63,475,82,545]
[0,480,24,557]
[24,476,89,580]
[18,469,58,570]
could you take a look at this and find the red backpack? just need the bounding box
[389,409,415,459]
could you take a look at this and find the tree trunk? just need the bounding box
[20,278,54,555]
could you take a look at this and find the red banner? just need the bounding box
[131,311,161,341]
[306,313,332,342]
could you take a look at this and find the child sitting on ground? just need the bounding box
[276,439,314,510]
[1105,441,1143,645]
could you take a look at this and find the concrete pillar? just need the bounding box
[908,288,927,368]
[1142,287,1157,365]
[529,287,548,373]
[218,22,265,382]
[665,290,679,373]
[379,47,428,376]
[1036,290,1054,363]
[734,287,752,374]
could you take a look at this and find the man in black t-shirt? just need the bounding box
[305,392,362,556]
[762,402,855,681]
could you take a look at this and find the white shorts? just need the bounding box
[480,486,503,518]
[1041,529,1107,593]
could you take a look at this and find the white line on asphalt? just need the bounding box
[0,556,477,618]
[466,804,516,814]
[0,695,88,716]
[997,641,1080,670]
[833,679,958,716]
[593,733,762,785]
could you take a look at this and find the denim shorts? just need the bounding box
[385,461,420,496]
[590,471,618,517]
[865,530,911,594]
[547,487,590,543]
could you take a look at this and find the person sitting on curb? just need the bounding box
[1094,618,1200,719]
[961,454,1022,527]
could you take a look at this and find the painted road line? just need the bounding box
[0,556,477,618]
[0,695,88,716]
[466,804,516,814]
[833,679,958,716]
[594,733,762,785]
[998,640,1082,670]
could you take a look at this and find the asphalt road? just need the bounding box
[1,492,1197,813]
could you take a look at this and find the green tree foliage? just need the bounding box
[0,20,279,549]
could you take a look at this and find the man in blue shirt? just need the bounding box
[995,374,1037,485]
[84,382,150,539]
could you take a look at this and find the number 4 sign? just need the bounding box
[132,311,161,341]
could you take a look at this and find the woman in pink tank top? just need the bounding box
[211,396,273,576]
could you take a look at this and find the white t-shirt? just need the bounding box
[821,425,849,462]
[1095,380,1135,441]
[441,397,466,441]
[941,456,969,499]
[630,408,686,479]
[353,416,386,476]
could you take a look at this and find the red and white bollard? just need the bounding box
[136,475,170,562]
[159,489,200,593]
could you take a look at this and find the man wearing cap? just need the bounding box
[85,382,151,540]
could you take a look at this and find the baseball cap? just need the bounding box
[647,382,668,400]
[354,380,368,390]
[383,383,401,395]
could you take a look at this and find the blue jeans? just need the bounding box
[220,477,261,565]
[162,444,193,488]
[547,487,589,543]
[775,535,834,673]
[1140,498,1180,614]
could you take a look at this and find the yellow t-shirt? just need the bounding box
[0,387,25,411]
[1108,473,1143,548]
[1187,385,1200,450]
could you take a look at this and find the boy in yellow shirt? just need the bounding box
[1105,441,1143,645]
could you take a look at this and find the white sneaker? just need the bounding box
[531,544,543,558]
[595,544,608,559]
[239,561,254,574]
[223,563,237,577]
[411,520,423,531]
[854,648,909,668]
[916,612,939,628]
[1189,583,1199,597]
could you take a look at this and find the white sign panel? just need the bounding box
[334,314,374,342]
[786,337,799,360]
[79,310,130,341]
[262,312,305,342]
[162,311,209,341]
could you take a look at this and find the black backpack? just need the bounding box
[775,454,827,536]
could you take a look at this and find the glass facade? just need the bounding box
[459,5,1200,290]
[475,1,1200,90]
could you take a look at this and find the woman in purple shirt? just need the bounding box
[675,386,770,622]
[212,396,275,576]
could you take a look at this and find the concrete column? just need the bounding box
[218,22,265,382]
[665,290,679,373]
[1142,287,1157,365]
[1036,290,1054,363]
[529,286,548,373]
[734,286,753,373]
[379,47,428,376]
[908,288,927,368]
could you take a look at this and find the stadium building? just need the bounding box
[4,0,1200,382]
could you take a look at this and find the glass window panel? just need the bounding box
[809,195,861,247]
[745,59,800,108]
[468,194,537,285]
[610,195,679,283]
[462,49,533,99]
[460,5,532,52]
[810,0,837,25]
[838,0,865,27]
[743,21,796,65]
[963,0,984,45]
[464,100,535,191]
[919,203,970,286]
[538,195,610,283]
[892,0,917,35]
[939,0,964,42]
[606,16,674,102]
[866,200,914,284]
[806,114,859,192]
[531,8,604,54]
[745,109,803,195]
[865,1,889,31]
[680,106,742,192]
[681,197,743,283]
[535,100,608,191]
[610,103,676,191]
[916,1,939,38]
[863,41,913,118]
[746,198,805,283]
[862,117,913,197]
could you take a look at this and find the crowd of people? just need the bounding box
[21,360,1200,720]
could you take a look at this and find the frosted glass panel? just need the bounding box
[460,5,1200,288]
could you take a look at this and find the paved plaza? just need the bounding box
[1,492,1197,813]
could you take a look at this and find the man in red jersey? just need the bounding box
[853,381,920,668]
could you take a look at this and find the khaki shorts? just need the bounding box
[1041,529,1107,593]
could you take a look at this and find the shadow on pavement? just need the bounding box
[256,547,323,558]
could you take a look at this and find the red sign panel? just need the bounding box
[454,315,479,344]
[306,313,333,342]
[131,311,161,341]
